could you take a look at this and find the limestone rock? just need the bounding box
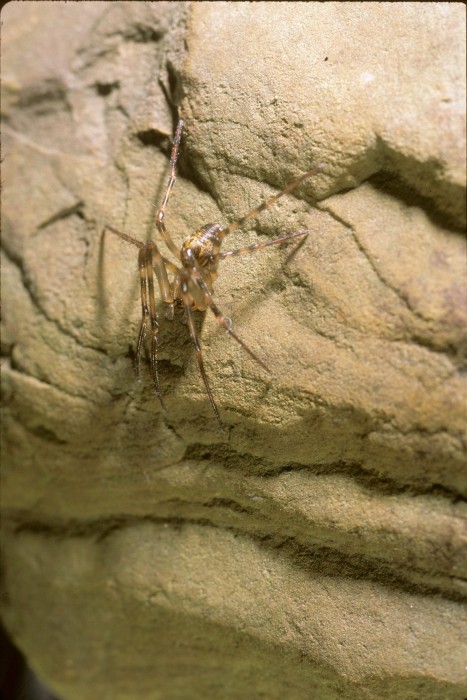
[2,3,466,699]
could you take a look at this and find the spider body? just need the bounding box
[180,223,222,282]
[104,119,323,430]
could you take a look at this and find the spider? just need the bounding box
[104,119,324,430]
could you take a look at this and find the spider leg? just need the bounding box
[144,244,165,409]
[186,259,270,373]
[147,241,173,303]
[180,278,226,431]
[158,259,184,319]
[104,226,159,397]
[168,276,182,320]
[214,230,310,261]
[135,247,150,381]
[211,163,324,258]
[103,224,144,249]
[149,249,180,320]
[156,119,185,258]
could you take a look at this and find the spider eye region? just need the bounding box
[181,223,222,268]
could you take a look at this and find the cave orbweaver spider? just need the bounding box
[104,119,324,430]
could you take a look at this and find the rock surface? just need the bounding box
[1,3,466,700]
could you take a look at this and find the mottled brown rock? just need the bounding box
[1,3,466,700]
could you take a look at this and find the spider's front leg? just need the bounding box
[156,119,185,259]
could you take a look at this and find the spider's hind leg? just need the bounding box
[180,278,226,431]
[188,265,271,374]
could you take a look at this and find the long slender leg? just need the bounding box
[186,262,270,373]
[180,279,226,431]
[104,226,175,276]
[153,252,175,319]
[211,163,324,258]
[105,221,178,315]
[167,275,181,320]
[103,224,144,249]
[135,248,150,380]
[145,246,165,409]
[147,241,173,304]
[214,230,310,262]
[156,119,184,258]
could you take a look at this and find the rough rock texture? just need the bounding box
[1,3,466,700]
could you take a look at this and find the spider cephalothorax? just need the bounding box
[104,119,323,429]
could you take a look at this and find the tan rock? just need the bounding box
[2,3,466,699]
